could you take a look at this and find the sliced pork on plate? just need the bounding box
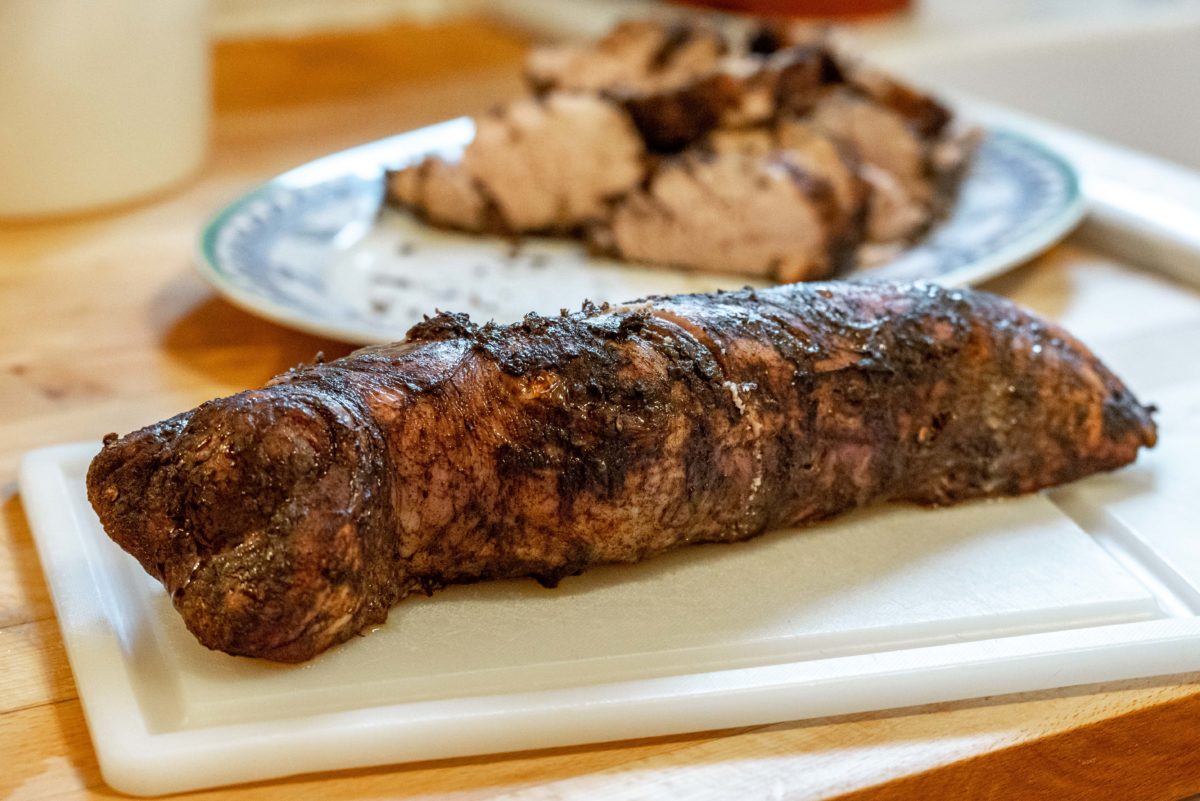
[389,93,646,233]
[595,149,844,281]
[386,19,976,280]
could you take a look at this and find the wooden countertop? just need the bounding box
[4,19,1200,801]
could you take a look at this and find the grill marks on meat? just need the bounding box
[599,150,842,281]
[386,20,975,279]
[88,282,1155,662]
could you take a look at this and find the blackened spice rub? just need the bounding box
[88,281,1155,661]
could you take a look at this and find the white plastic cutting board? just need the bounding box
[19,368,1200,796]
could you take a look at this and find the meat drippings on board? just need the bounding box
[386,19,977,279]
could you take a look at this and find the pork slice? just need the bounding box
[710,120,864,228]
[620,45,837,152]
[526,20,728,96]
[387,93,647,233]
[599,150,840,281]
[773,119,864,223]
[808,90,936,244]
[810,90,928,203]
[846,64,952,139]
[857,163,931,246]
[387,156,489,232]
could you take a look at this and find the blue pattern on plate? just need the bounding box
[208,174,382,321]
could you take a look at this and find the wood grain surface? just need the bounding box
[4,18,1200,801]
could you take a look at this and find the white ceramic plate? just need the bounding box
[197,121,1084,345]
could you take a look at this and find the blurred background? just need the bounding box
[5,0,1200,219]
[211,0,1200,168]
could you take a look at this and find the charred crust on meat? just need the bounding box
[405,310,478,342]
[747,23,787,55]
[86,271,1156,659]
[620,75,736,153]
[818,48,846,85]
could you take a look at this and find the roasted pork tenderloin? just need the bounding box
[89,282,1155,661]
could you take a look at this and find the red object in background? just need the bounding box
[672,0,911,18]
